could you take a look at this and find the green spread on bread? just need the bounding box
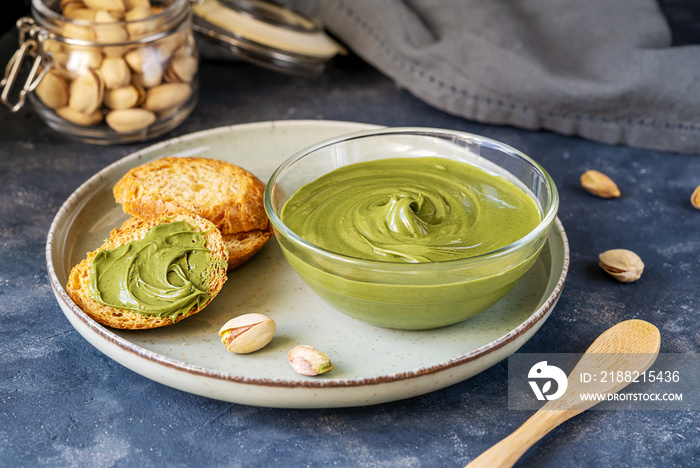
[88,221,213,321]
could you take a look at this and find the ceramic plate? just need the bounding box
[46,120,569,408]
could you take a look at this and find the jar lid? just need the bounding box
[192,0,345,75]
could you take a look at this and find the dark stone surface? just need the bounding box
[0,22,698,468]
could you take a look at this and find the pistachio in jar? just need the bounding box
[25,0,199,144]
[103,84,145,109]
[34,70,69,109]
[68,69,103,114]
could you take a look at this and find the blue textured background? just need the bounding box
[1,2,699,466]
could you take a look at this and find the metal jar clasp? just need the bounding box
[0,17,54,112]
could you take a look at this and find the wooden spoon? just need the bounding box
[465,319,661,468]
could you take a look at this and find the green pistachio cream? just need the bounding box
[88,221,213,321]
[281,157,541,263]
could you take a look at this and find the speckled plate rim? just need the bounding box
[46,119,570,391]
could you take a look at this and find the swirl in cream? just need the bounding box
[89,221,212,320]
[281,157,541,263]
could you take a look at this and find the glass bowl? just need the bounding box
[264,128,559,330]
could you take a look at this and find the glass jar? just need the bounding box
[192,0,344,76]
[3,0,199,144]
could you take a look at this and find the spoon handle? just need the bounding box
[464,320,660,468]
[464,409,579,468]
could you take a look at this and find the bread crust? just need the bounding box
[66,213,228,330]
[223,223,274,270]
[113,157,271,269]
[113,157,268,235]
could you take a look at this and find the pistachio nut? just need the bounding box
[287,345,334,376]
[131,70,163,89]
[599,249,644,283]
[165,49,197,83]
[93,12,129,43]
[105,108,156,133]
[60,0,86,16]
[62,46,103,75]
[93,9,117,23]
[102,45,130,58]
[125,0,152,9]
[68,69,104,114]
[691,185,700,210]
[42,39,64,56]
[56,106,103,126]
[50,0,197,135]
[157,31,186,58]
[100,57,132,89]
[125,6,161,38]
[51,53,77,80]
[104,84,144,109]
[580,170,621,199]
[124,47,164,75]
[143,82,191,112]
[62,22,95,41]
[125,48,166,88]
[35,71,69,110]
[124,48,146,73]
[218,313,276,354]
[62,7,96,21]
[82,0,126,11]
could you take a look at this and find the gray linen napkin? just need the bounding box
[284,0,700,154]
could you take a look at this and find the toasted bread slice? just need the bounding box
[113,157,268,234]
[113,157,271,269]
[223,223,274,270]
[66,212,228,330]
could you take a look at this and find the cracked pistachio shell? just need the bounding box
[143,82,191,112]
[125,0,151,9]
[93,11,129,43]
[219,313,276,354]
[35,70,69,110]
[56,106,103,126]
[599,249,644,283]
[157,31,186,57]
[125,47,165,76]
[105,108,156,133]
[63,47,103,74]
[288,345,333,376]
[62,7,96,21]
[83,0,126,11]
[68,69,103,114]
[42,39,64,56]
[580,170,621,199]
[165,49,197,83]
[131,70,162,89]
[62,22,95,41]
[100,57,132,90]
[93,9,118,23]
[125,6,161,37]
[124,48,145,73]
[103,84,144,109]
[691,185,700,210]
[60,0,85,16]
[102,45,130,58]
[51,53,75,79]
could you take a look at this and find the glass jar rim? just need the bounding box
[31,0,191,45]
